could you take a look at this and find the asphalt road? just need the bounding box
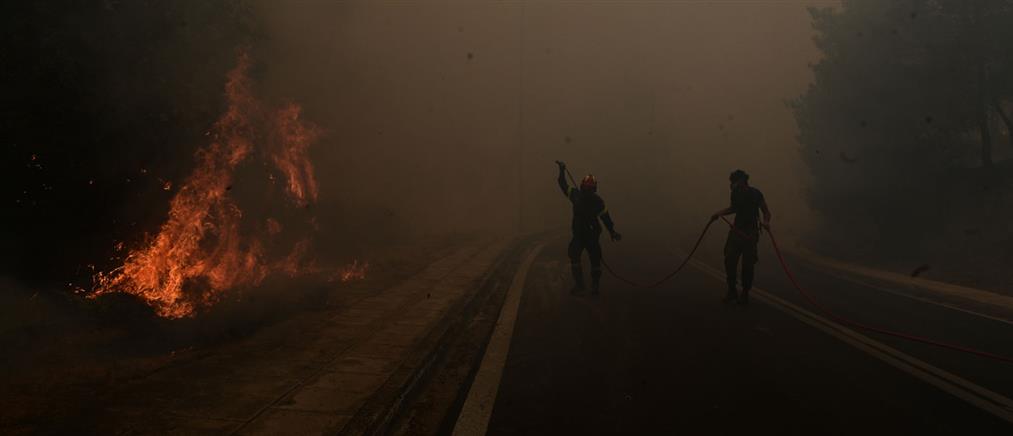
[479,234,1013,435]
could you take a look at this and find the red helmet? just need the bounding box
[580,174,598,192]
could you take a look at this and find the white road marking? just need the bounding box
[670,248,1013,327]
[689,259,1013,424]
[452,243,545,436]
[802,262,1013,327]
[792,247,1013,312]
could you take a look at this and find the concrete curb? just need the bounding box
[790,247,1013,313]
[337,235,538,436]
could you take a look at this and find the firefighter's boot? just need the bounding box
[739,288,750,305]
[570,263,586,295]
[723,288,739,305]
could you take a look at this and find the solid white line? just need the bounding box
[792,248,1013,311]
[802,262,1013,327]
[452,243,545,436]
[671,249,1013,327]
[688,259,1013,424]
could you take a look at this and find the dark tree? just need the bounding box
[0,1,261,286]
[791,0,1013,249]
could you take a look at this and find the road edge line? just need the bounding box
[800,261,1013,327]
[790,248,1013,312]
[451,243,545,436]
[688,259,1013,424]
[336,238,524,436]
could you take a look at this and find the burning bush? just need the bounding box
[90,52,352,318]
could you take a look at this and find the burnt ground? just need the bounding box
[0,236,471,434]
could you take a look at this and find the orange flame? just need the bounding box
[271,104,320,207]
[332,260,369,282]
[91,52,328,318]
[266,218,283,236]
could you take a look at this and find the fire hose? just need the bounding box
[600,219,714,288]
[755,217,1013,365]
[558,163,1013,364]
[559,164,711,288]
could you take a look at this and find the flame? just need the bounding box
[279,239,313,277]
[271,103,320,206]
[266,218,283,236]
[91,52,331,318]
[333,260,369,282]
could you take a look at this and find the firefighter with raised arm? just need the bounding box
[711,169,771,305]
[556,160,621,295]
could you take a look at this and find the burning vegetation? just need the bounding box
[90,52,363,319]
[333,260,369,283]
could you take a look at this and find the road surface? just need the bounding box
[458,234,1013,435]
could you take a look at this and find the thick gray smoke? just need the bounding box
[0,0,836,313]
[251,1,834,245]
[1,0,839,402]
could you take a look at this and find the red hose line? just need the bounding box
[720,217,1013,365]
[561,164,715,288]
[563,160,1012,364]
[601,219,715,288]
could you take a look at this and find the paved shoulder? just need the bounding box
[86,239,512,435]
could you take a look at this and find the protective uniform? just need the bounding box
[722,170,766,304]
[557,165,619,294]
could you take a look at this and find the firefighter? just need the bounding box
[556,160,621,295]
[710,169,771,305]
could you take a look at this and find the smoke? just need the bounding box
[1,3,850,414]
[2,1,835,311]
[233,1,834,257]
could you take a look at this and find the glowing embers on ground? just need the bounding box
[90,52,345,319]
[333,260,369,283]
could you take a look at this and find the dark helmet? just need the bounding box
[580,174,598,192]
[729,169,749,184]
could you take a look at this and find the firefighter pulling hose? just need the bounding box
[553,161,1013,365]
[709,169,771,305]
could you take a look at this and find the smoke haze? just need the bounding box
[254,1,832,241]
[2,0,836,294]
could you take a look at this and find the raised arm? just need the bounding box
[556,161,571,197]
